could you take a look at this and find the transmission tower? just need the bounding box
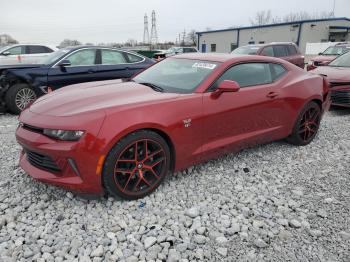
[150,10,158,46]
[143,13,149,44]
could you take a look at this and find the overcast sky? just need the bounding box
[1,0,349,45]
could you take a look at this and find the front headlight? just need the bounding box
[43,129,85,141]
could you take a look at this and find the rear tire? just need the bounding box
[5,84,37,114]
[102,130,171,200]
[286,101,321,146]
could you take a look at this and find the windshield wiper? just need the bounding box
[139,82,164,92]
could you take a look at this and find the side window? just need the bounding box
[44,46,54,53]
[212,63,272,90]
[287,45,297,55]
[183,48,196,53]
[270,63,287,81]
[27,45,51,54]
[5,46,23,55]
[261,46,274,56]
[101,49,126,64]
[66,49,96,66]
[273,45,288,57]
[125,52,143,63]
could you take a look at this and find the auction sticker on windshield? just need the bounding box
[192,62,217,70]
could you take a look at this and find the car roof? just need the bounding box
[334,44,350,47]
[62,45,125,51]
[239,42,297,49]
[173,53,283,63]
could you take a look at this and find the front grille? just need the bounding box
[26,150,61,173]
[331,90,350,105]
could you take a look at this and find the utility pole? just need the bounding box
[182,29,186,47]
[332,0,336,17]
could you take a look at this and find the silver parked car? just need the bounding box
[0,44,57,65]
[153,47,199,59]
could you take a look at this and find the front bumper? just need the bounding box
[330,86,350,108]
[16,110,106,194]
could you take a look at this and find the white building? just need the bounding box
[197,17,350,54]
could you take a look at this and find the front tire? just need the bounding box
[286,101,321,146]
[5,84,37,114]
[102,130,171,200]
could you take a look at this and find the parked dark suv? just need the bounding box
[232,42,305,68]
[0,46,154,114]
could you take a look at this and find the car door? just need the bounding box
[47,48,98,90]
[0,45,25,65]
[286,45,304,68]
[273,45,291,63]
[201,62,289,161]
[25,45,53,64]
[94,49,131,81]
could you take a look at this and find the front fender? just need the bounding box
[5,68,49,96]
[99,119,174,158]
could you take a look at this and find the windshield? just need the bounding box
[322,46,349,56]
[0,45,10,53]
[231,46,259,55]
[40,49,70,65]
[329,51,350,67]
[133,58,220,93]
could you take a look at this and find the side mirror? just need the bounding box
[211,80,240,98]
[217,80,240,93]
[1,51,10,56]
[58,59,71,67]
[318,52,323,55]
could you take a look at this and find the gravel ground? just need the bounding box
[0,109,349,262]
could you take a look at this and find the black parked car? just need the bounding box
[0,46,154,114]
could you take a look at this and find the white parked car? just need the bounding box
[0,44,57,65]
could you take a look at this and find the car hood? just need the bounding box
[311,55,337,63]
[29,80,181,117]
[311,66,350,82]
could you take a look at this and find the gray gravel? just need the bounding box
[0,108,349,262]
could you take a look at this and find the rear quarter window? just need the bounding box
[270,63,287,81]
[125,52,143,63]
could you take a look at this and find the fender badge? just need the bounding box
[183,118,191,128]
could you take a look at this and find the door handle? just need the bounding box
[87,69,95,74]
[266,92,278,98]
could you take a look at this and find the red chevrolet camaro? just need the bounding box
[16,53,331,199]
[311,51,350,108]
